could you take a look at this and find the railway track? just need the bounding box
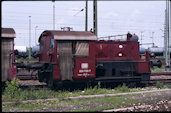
[17,71,171,88]
[151,71,171,76]
[143,71,171,85]
[17,71,38,80]
[148,78,171,85]
[17,71,171,80]
[149,79,171,85]
[18,80,47,90]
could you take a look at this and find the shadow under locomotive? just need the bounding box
[96,61,145,81]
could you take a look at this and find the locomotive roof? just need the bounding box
[39,30,97,41]
[1,28,16,38]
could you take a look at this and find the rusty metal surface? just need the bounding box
[1,39,13,82]
[57,41,73,80]
[1,28,16,38]
[39,30,97,41]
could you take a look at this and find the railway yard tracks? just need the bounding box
[148,71,171,85]
[4,70,171,112]
[16,71,171,88]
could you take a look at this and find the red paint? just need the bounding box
[52,42,60,80]
[95,41,140,61]
[73,42,96,79]
[53,65,60,80]
[38,30,150,83]
[95,40,150,74]
[145,51,150,61]
[134,61,150,73]
[9,39,17,80]
[73,58,95,79]
[39,35,52,63]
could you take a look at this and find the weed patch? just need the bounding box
[3,78,22,101]
[115,83,129,92]
[156,82,164,89]
[83,82,108,95]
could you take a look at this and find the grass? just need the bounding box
[156,81,164,89]
[151,65,165,72]
[70,96,139,112]
[2,82,129,102]
[2,79,171,112]
[164,84,171,89]
[3,80,170,102]
[2,94,147,112]
[15,56,38,65]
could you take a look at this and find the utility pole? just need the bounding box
[53,0,55,30]
[164,9,167,59]
[151,32,154,47]
[29,16,31,60]
[140,31,144,47]
[35,26,38,46]
[85,0,88,32]
[93,0,97,36]
[170,0,171,70]
[165,0,171,71]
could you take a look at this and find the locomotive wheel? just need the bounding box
[127,82,137,88]
[47,73,54,89]
[150,61,153,68]
[47,80,54,88]
[157,60,162,68]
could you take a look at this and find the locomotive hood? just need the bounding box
[38,30,97,42]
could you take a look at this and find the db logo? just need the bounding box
[81,63,88,69]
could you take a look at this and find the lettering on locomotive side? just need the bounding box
[77,73,89,76]
[79,69,91,73]
[78,63,92,76]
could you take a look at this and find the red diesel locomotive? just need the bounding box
[37,30,150,87]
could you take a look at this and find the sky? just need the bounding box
[2,0,167,49]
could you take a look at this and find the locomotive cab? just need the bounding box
[37,30,97,87]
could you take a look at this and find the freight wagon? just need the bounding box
[1,28,17,85]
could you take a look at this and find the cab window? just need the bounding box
[40,40,44,52]
[75,41,89,57]
[50,39,54,50]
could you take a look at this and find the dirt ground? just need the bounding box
[14,79,171,112]
[39,90,171,112]
[2,89,171,112]
[18,80,46,86]
[103,100,171,112]
[103,90,171,112]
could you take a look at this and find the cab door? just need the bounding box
[57,41,73,80]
